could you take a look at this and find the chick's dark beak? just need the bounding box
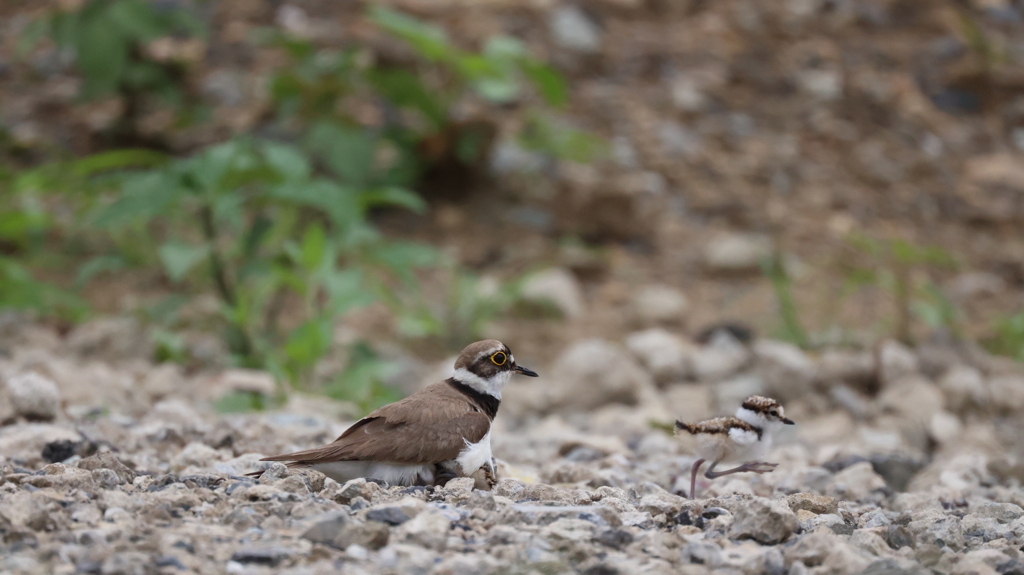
[782,417,795,425]
[514,364,539,377]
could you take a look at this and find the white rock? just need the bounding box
[713,375,765,414]
[728,497,797,544]
[0,423,80,460]
[216,368,277,396]
[928,410,963,446]
[630,285,689,326]
[548,6,602,53]
[624,329,692,384]
[754,340,816,402]
[817,350,876,391]
[703,233,772,272]
[520,268,585,319]
[662,384,714,429]
[938,365,988,414]
[141,363,185,402]
[878,375,945,424]
[542,339,654,412]
[988,375,1024,414]
[394,507,452,551]
[692,331,750,381]
[827,462,886,500]
[878,340,919,385]
[5,372,61,421]
[172,442,223,469]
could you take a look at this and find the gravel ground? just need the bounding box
[2,318,1024,574]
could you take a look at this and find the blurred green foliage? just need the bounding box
[2,4,588,412]
[840,233,960,344]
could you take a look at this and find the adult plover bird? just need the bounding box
[675,395,795,499]
[253,340,537,487]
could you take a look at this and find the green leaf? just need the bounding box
[483,36,527,60]
[213,390,267,413]
[76,12,129,99]
[308,123,376,188]
[158,242,211,282]
[473,77,520,104]
[323,268,375,314]
[74,255,126,290]
[359,187,427,214]
[521,61,569,107]
[262,141,312,182]
[368,6,452,62]
[72,149,169,177]
[299,224,328,270]
[370,241,439,273]
[283,319,332,379]
[92,173,183,228]
[365,68,448,129]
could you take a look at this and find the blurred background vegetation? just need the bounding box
[3,0,1024,412]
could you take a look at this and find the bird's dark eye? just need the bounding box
[491,352,507,366]
[770,410,778,416]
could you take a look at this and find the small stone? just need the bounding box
[728,497,797,544]
[630,285,689,326]
[172,442,222,470]
[658,122,703,158]
[827,462,887,501]
[907,509,964,551]
[817,350,876,391]
[938,365,987,414]
[520,268,585,319]
[5,372,61,421]
[90,468,120,490]
[230,546,292,567]
[78,452,137,485]
[703,233,772,273]
[754,340,816,402]
[332,521,390,550]
[493,479,525,500]
[541,339,654,412]
[217,368,277,396]
[786,493,839,515]
[366,506,411,526]
[713,375,765,413]
[394,507,453,550]
[302,512,349,546]
[692,330,751,382]
[988,375,1024,413]
[624,329,692,384]
[928,411,962,445]
[879,340,919,385]
[549,6,602,53]
[878,376,945,424]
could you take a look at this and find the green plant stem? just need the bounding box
[894,264,911,344]
[199,204,254,359]
[764,252,808,348]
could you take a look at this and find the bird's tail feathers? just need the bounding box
[675,420,695,435]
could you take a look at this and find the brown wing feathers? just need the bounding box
[675,416,761,438]
[260,382,492,466]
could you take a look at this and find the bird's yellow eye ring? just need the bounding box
[491,352,507,366]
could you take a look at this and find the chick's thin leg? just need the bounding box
[704,460,778,479]
[689,459,706,499]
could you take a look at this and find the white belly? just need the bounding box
[310,461,433,486]
[456,431,493,476]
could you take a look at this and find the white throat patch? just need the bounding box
[452,367,511,399]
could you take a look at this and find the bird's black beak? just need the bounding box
[514,365,539,377]
[782,417,795,425]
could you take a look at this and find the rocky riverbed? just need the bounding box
[2,317,1024,574]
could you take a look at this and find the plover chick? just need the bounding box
[675,395,795,499]
[252,340,538,488]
